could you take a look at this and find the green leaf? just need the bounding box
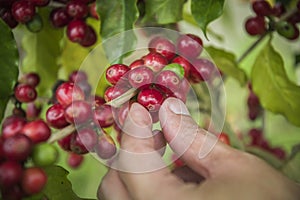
[163,63,185,79]
[251,40,300,127]
[206,46,247,85]
[0,20,19,122]
[191,0,225,38]
[142,0,185,24]
[21,8,64,97]
[281,144,300,183]
[97,0,139,63]
[41,165,96,200]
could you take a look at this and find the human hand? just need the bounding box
[98,97,300,200]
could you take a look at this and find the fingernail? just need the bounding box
[168,98,190,116]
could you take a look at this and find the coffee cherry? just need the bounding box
[171,56,192,78]
[276,21,299,40]
[104,86,126,102]
[142,52,168,72]
[189,58,216,83]
[3,134,33,161]
[115,103,130,127]
[247,92,260,107]
[21,72,40,87]
[89,2,99,19]
[58,134,73,151]
[21,167,47,195]
[248,128,263,146]
[93,105,114,128]
[67,152,84,168]
[66,20,88,43]
[32,143,58,166]
[176,34,203,59]
[14,83,37,103]
[66,0,89,19]
[21,119,51,144]
[127,66,154,89]
[106,64,130,85]
[137,87,164,112]
[1,184,24,200]
[55,81,85,107]
[26,102,41,120]
[218,132,230,145]
[0,9,18,28]
[1,115,27,139]
[155,70,181,94]
[11,0,35,23]
[70,127,98,154]
[148,36,176,61]
[271,147,286,160]
[245,16,267,36]
[0,161,23,188]
[50,7,71,28]
[46,103,69,129]
[88,95,105,108]
[129,59,144,69]
[26,13,43,33]
[30,0,50,6]
[69,70,88,83]
[272,2,286,17]
[252,0,272,16]
[94,133,117,159]
[80,25,97,47]
[64,100,92,124]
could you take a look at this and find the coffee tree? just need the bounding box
[0,0,300,199]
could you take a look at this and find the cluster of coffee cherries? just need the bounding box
[49,0,98,47]
[0,72,58,199]
[245,83,286,160]
[46,70,117,162]
[0,0,98,47]
[103,33,220,132]
[245,0,300,40]
[0,0,49,32]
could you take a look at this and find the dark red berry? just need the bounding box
[248,106,261,121]
[70,127,97,154]
[50,7,71,28]
[0,161,23,188]
[22,72,40,87]
[127,66,154,89]
[26,102,42,120]
[66,20,88,43]
[142,52,168,72]
[79,25,97,47]
[1,184,24,200]
[64,100,92,124]
[106,64,130,85]
[93,104,114,128]
[272,147,286,160]
[69,70,88,83]
[46,103,69,129]
[129,59,144,69]
[176,34,203,59]
[1,115,27,139]
[115,103,130,127]
[248,128,263,146]
[21,167,47,195]
[252,0,272,16]
[66,0,88,19]
[247,92,260,107]
[67,152,84,168]
[21,119,51,144]
[58,134,73,151]
[94,133,117,159]
[148,36,176,61]
[155,70,181,94]
[137,87,164,112]
[55,81,85,107]
[189,58,216,83]
[89,2,99,19]
[3,134,33,161]
[245,16,267,36]
[171,56,192,78]
[14,83,37,103]
[104,86,126,102]
[76,81,92,96]
[11,0,35,23]
[272,2,286,17]
[0,9,18,28]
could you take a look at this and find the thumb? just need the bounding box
[159,97,234,178]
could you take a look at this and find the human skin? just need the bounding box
[98,98,300,200]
